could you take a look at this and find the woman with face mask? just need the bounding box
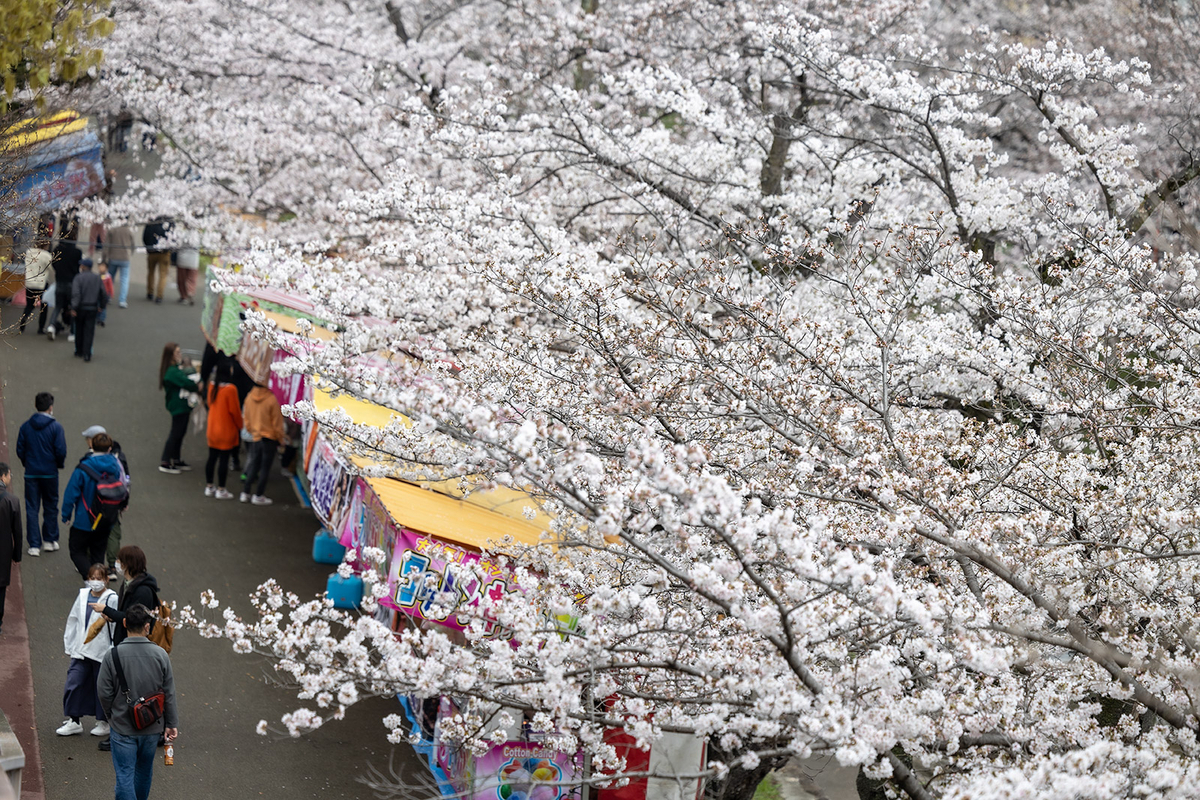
[56,563,118,737]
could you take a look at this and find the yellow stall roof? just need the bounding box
[365,476,548,550]
[260,309,337,341]
[313,382,411,428]
[3,110,88,149]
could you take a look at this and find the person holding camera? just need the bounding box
[97,603,178,800]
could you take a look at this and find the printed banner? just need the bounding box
[238,328,275,384]
[306,434,355,531]
[443,739,582,800]
[387,530,519,634]
[269,349,307,413]
[337,478,400,568]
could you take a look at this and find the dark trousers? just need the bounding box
[19,288,48,332]
[75,308,98,357]
[161,412,190,465]
[0,585,6,630]
[69,522,112,579]
[243,438,277,497]
[205,447,235,487]
[23,475,59,548]
[63,657,106,720]
[106,520,123,568]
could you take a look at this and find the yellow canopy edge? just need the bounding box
[3,111,88,150]
[365,476,548,550]
[312,383,411,428]
[259,309,337,341]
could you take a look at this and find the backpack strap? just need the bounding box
[111,641,136,704]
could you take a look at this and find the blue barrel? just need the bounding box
[312,529,347,564]
[326,573,364,609]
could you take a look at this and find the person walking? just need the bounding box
[0,463,21,637]
[82,426,131,582]
[19,236,52,334]
[61,433,123,579]
[49,219,83,341]
[175,245,199,305]
[106,224,134,308]
[96,604,178,799]
[158,343,198,474]
[15,392,67,555]
[56,563,118,738]
[94,546,161,648]
[71,258,108,362]
[204,362,242,499]
[142,217,173,303]
[241,382,285,505]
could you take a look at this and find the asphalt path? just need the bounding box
[0,275,419,799]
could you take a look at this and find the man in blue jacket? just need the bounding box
[61,433,123,579]
[15,392,67,556]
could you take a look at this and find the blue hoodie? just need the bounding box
[15,413,67,478]
[62,452,122,529]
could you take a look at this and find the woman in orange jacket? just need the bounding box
[204,362,242,499]
[240,382,286,505]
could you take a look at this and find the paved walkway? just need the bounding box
[0,276,419,799]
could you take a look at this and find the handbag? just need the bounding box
[112,642,166,730]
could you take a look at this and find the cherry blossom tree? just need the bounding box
[82,0,1200,798]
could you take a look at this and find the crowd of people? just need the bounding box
[15,214,203,363]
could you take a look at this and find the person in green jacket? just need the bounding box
[157,342,198,474]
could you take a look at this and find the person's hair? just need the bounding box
[116,545,147,576]
[90,433,113,452]
[35,391,53,412]
[158,342,179,389]
[125,604,153,633]
[0,462,9,481]
[87,563,108,580]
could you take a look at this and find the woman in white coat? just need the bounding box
[56,563,118,737]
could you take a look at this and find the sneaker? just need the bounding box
[175,461,193,471]
[44,540,60,551]
[215,488,234,500]
[155,297,163,304]
[98,738,111,752]
[67,333,75,342]
[280,468,294,478]
[146,293,154,301]
[251,495,274,506]
[158,463,181,474]
[107,569,118,582]
[90,721,110,736]
[56,720,84,736]
[239,492,249,503]
[46,327,55,341]
[204,485,216,497]
[119,301,128,308]
[27,547,40,557]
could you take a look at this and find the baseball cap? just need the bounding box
[81,425,107,438]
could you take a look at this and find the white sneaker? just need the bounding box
[119,301,128,308]
[215,488,234,500]
[47,327,55,340]
[251,495,273,506]
[67,333,75,342]
[27,547,39,557]
[56,720,83,736]
[239,492,249,503]
[204,485,216,497]
[44,540,60,551]
[90,721,110,736]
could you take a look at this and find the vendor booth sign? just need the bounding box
[450,741,582,800]
[306,434,355,531]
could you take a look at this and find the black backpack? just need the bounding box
[78,459,130,526]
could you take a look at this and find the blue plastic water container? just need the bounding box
[326,573,364,609]
[312,529,346,564]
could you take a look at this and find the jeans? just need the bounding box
[23,475,59,548]
[110,730,158,800]
[161,413,190,465]
[146,252,170,300]
[243,438,277,497]
[75,308,98,357]
[109,260,131,305]
[69,522,112,579]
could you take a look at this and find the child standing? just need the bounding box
[97,262,114,327]
[56,563,118,737]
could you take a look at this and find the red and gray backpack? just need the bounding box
[79,460,130,527]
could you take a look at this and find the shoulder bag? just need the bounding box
[112,642,166,730]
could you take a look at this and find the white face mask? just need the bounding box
[87,580,106,593]
[113,561,123,575]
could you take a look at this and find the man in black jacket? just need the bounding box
[142,217,173,303]
[0,463,22,636]
[71,258,108,362]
